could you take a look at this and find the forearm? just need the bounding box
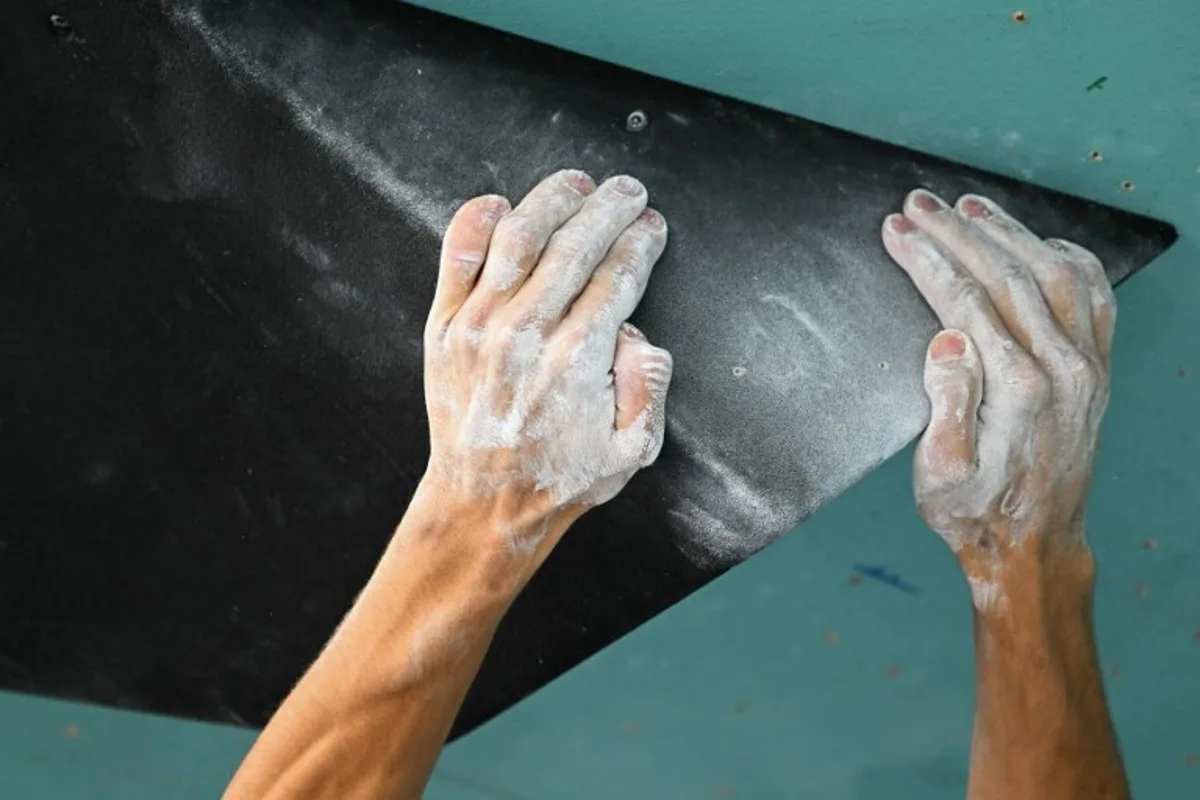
[966,537,1129,800]
[224,489,558,800]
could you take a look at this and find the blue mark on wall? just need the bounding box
[853,563,920,595]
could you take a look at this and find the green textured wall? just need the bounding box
[4,1,1198,797]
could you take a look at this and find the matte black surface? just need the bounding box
[0,0,1176,734]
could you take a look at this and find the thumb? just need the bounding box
[916,329,982,486]
[614,322,672,466]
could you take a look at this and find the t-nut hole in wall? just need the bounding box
[47,12,72,35]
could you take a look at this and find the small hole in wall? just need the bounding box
[1088,150,1103,162]
[1012,10,1028,23]
[1120,180,1136,192]
[47,12,72,35]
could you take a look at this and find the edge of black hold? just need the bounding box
[397,1,1172,262]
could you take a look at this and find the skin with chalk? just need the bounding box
[223,175,1129,800]
[884,188,1128,800]
[223,170,672,800]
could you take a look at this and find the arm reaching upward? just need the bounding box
[883,189,1130,800]
[223,169,672,800]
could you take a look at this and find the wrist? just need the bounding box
[384,476,574,597]
[960,519,1094,606]
[964,528,1097,663]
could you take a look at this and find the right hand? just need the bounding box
[420,170,672,559]
[881,189,1115,607]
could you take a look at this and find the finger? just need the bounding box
[560,208,668,339]
[881,213,1024,373]
[916,330,983,486]
[429,195,510,328]
[956,195,1096,356]
[613,323,672,467]
[513,175,649,324]
[904,189,1076,367]
[1046,238,1117,369]
[475,169,596,303]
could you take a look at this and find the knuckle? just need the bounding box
[996,260,1033,285]
[1069,240,1101,266]
[1044,256,1083,286]
[446,249,485,276]
[945,278,988,311]
[445,310,487,349]
[547,233,598,269]
[1056,349,1099,400]
[1009,355,1052,408]
[607,251,649,290]
[422,319,444,350]
[506,306,544,333]
[494,217,541,256]
[556,321,593,353]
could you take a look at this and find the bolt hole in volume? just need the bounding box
[626,110,649,133]
[48,12,71,35]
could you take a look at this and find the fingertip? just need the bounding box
[434,195,514,321]
[925,329,981,375]
[955,194,991,220]
[638,207,667,232]
[928,329,967,362]
[884,213,917,236]
[482,194,513,219]
[556,169,597,196]
[620,321,648,341]
[923,329,981,401]
[905,188,949,215]
[607,174,647,198]
[449,193,510,228]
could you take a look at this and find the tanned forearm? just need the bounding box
[883,189,1131,798]
[223,488,563,800]
[222,170,672,800]
[965,538,1129,800]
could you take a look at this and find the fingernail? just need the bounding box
[639,208,666,229]
[483,196,511,222]
[889,214,916,234]
[563,170,597,195]
[611,175,646,197]
[930,331,967,361]
[910,189,947,213]
[959,196,991,219]
[1045,238,1070,252]
[622,322,647,340]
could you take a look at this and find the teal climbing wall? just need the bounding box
[3,1,1197,797]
